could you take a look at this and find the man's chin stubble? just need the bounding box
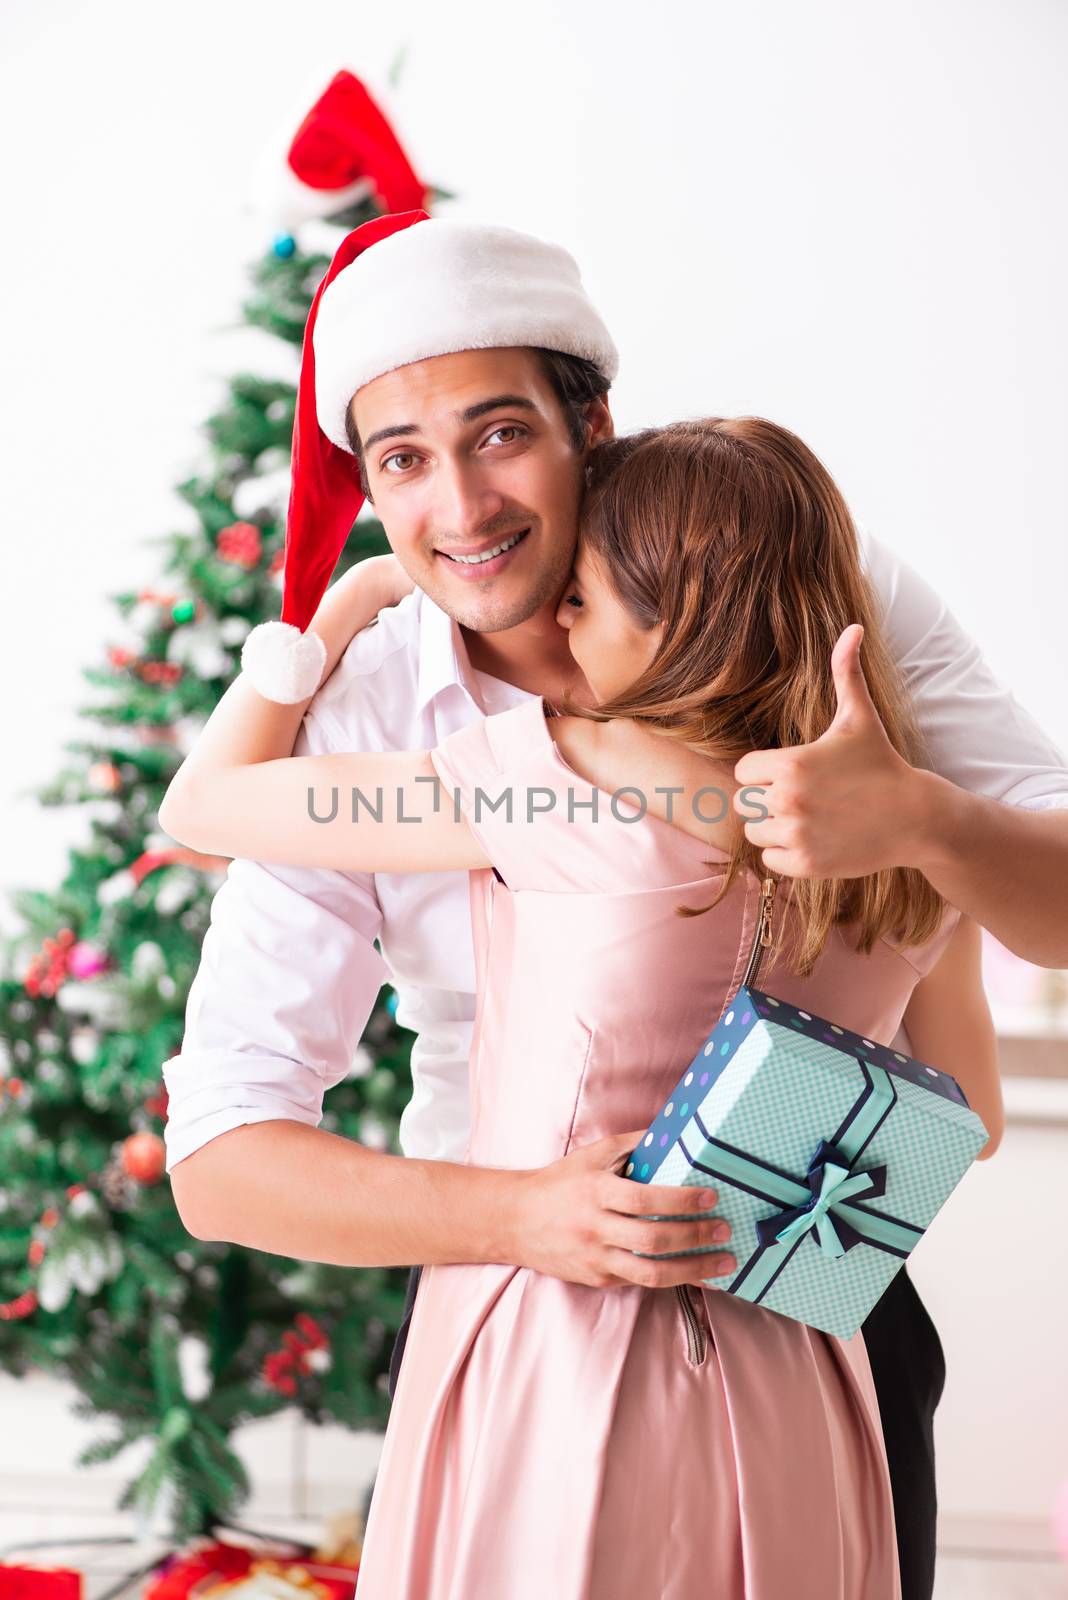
[436,592,554,634]
[426,562,575,635]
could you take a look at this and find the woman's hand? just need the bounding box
[310,554,417,687]
[373,552,418,609]
[159,555,417,852]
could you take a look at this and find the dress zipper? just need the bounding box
[674,1283,708,1366]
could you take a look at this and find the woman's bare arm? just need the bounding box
[160,743,491,872]
[163,553,413,789]
[902,915,1004,1158]
[156,554,493,872]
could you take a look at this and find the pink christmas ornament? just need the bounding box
[67,942,109,980]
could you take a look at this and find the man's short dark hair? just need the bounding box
[343,347,613,499]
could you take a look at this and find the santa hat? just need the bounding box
[249,68,427,230]
[241,211,619,702]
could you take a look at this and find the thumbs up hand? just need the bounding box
[732,625,928,880]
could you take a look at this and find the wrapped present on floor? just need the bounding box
[0,1568,82,1600]
[624,943,989,1339]
[145,1537,359,1600]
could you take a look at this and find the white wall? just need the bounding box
[1,0,1067,1548]
[1,0,1066,901]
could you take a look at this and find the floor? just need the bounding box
[1,1501,1066,1597]
[0,1375,1065,1596]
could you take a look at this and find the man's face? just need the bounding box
[350,347,608,633]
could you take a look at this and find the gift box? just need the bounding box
[624,984,989,1338]
[145,1538,360,1600]
[0,1568,82,1600]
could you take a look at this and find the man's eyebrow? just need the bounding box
[459,394,539,425]
[361,421,421,451]
[361,394,539,453]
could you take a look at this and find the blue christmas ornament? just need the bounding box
[272,233,296,259]
[385,991,399,1017]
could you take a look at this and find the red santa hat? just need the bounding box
[241,211,619,702]
[249,67,428,230]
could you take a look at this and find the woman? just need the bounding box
[160,417,1002,1598]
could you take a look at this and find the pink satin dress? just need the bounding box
[353,696,959,1599]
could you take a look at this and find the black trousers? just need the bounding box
[387,1260,944,1600]
[860,1264,946,1600]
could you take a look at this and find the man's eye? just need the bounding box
[382,451,419,474]
[486,426,525,446]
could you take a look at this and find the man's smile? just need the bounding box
[435,526,532,579]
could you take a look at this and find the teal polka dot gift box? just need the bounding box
[624,878,990,1339]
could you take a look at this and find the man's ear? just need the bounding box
[586,395,615,448]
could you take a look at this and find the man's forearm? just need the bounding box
[909,770,1068,967]
[169,1118,524,1267]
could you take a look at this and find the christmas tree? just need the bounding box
[0,68,443,1543]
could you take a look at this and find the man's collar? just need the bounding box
[414,588,486,715]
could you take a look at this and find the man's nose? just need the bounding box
[434,455,505,537]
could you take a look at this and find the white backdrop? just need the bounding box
[2,0,1068,1552]
[2,0,1066,904]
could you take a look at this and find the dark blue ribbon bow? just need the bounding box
[754,1137,888,1259]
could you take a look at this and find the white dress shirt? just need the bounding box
[162,526,1068,1173]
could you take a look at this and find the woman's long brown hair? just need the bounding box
[562,417,945,977]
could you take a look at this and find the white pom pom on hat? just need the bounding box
[240,620,327,704]
[240,208,618,703]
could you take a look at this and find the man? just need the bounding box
[162,211,1068,1598]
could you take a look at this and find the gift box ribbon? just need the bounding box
[676,1058,925,1307]
[753,1138,886,1258]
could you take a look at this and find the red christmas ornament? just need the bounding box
[121,1131,166,1185]
[216,521,263,568]
[262,1310,332,1394]
[26,1189,92,1279]
[107,645,135,670]
[88,761,122,793]
[23,928,76,998]
[294,1312,329,1350]
[0,1289,38,1321]
[145,1081,169,1120]
[140,660,183,686]
[262,1351,299,1397]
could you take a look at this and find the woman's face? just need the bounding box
[554,543,665,704]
